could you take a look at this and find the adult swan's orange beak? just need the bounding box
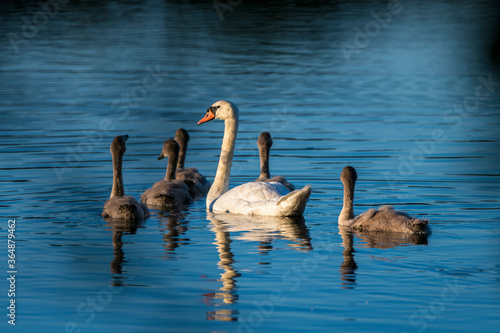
[198,108,215,125]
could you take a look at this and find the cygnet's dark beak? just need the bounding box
[123,135,129,141]
[158,153,165,160]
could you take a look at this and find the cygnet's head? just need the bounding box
[174,128,190,146]
[340,166,358,188]
[198,100,238,124]
[110,135,129,156]
[158,139,180,160]
[257,132,273,149]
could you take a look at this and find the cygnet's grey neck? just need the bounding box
[175,129,189,169]
[111,152,125,198]
[165,150,178,181]
[258,144,271,179]
[339,182,355,223]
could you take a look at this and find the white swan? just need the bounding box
[141,139,191,209]
[174,128,211,196]
[339,166,428,234]
[197,100,311,216]
[254,132,295,191]
[102,135,150,221]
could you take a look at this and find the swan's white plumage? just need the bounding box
[199,100,311,216]
[210,182,285,213]
[227,181,289,201]
[210,182,311,216]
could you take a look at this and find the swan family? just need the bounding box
[197,100,311,216]
[102,100,428,234]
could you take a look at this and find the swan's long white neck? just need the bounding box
[339,182,355,223]
[207,110,239,207]
[111,152,124,198]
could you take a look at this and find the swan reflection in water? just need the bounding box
[204,213,312,321]
[105,209,190,286]
[156,211,190,258]
[339,226,428,289]
[104,217,145,287]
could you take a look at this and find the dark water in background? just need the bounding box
[1,0,500,332]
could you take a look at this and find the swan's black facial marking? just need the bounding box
[209,105,220,112]
[208,105,220,117]
[198,105,218,125]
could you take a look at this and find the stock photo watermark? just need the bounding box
[52,65,168,182]
[6,219,17,326]
[7,0,70,54]
[339,0,406,63]
[237,238,338,333]
[213,0,243,21]
[403,277,467,333]
[385,73,500,187]
[64,276,135,333]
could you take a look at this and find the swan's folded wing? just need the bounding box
[225,182,289,201]
[210,182,310,216]
[210,182,287,214]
